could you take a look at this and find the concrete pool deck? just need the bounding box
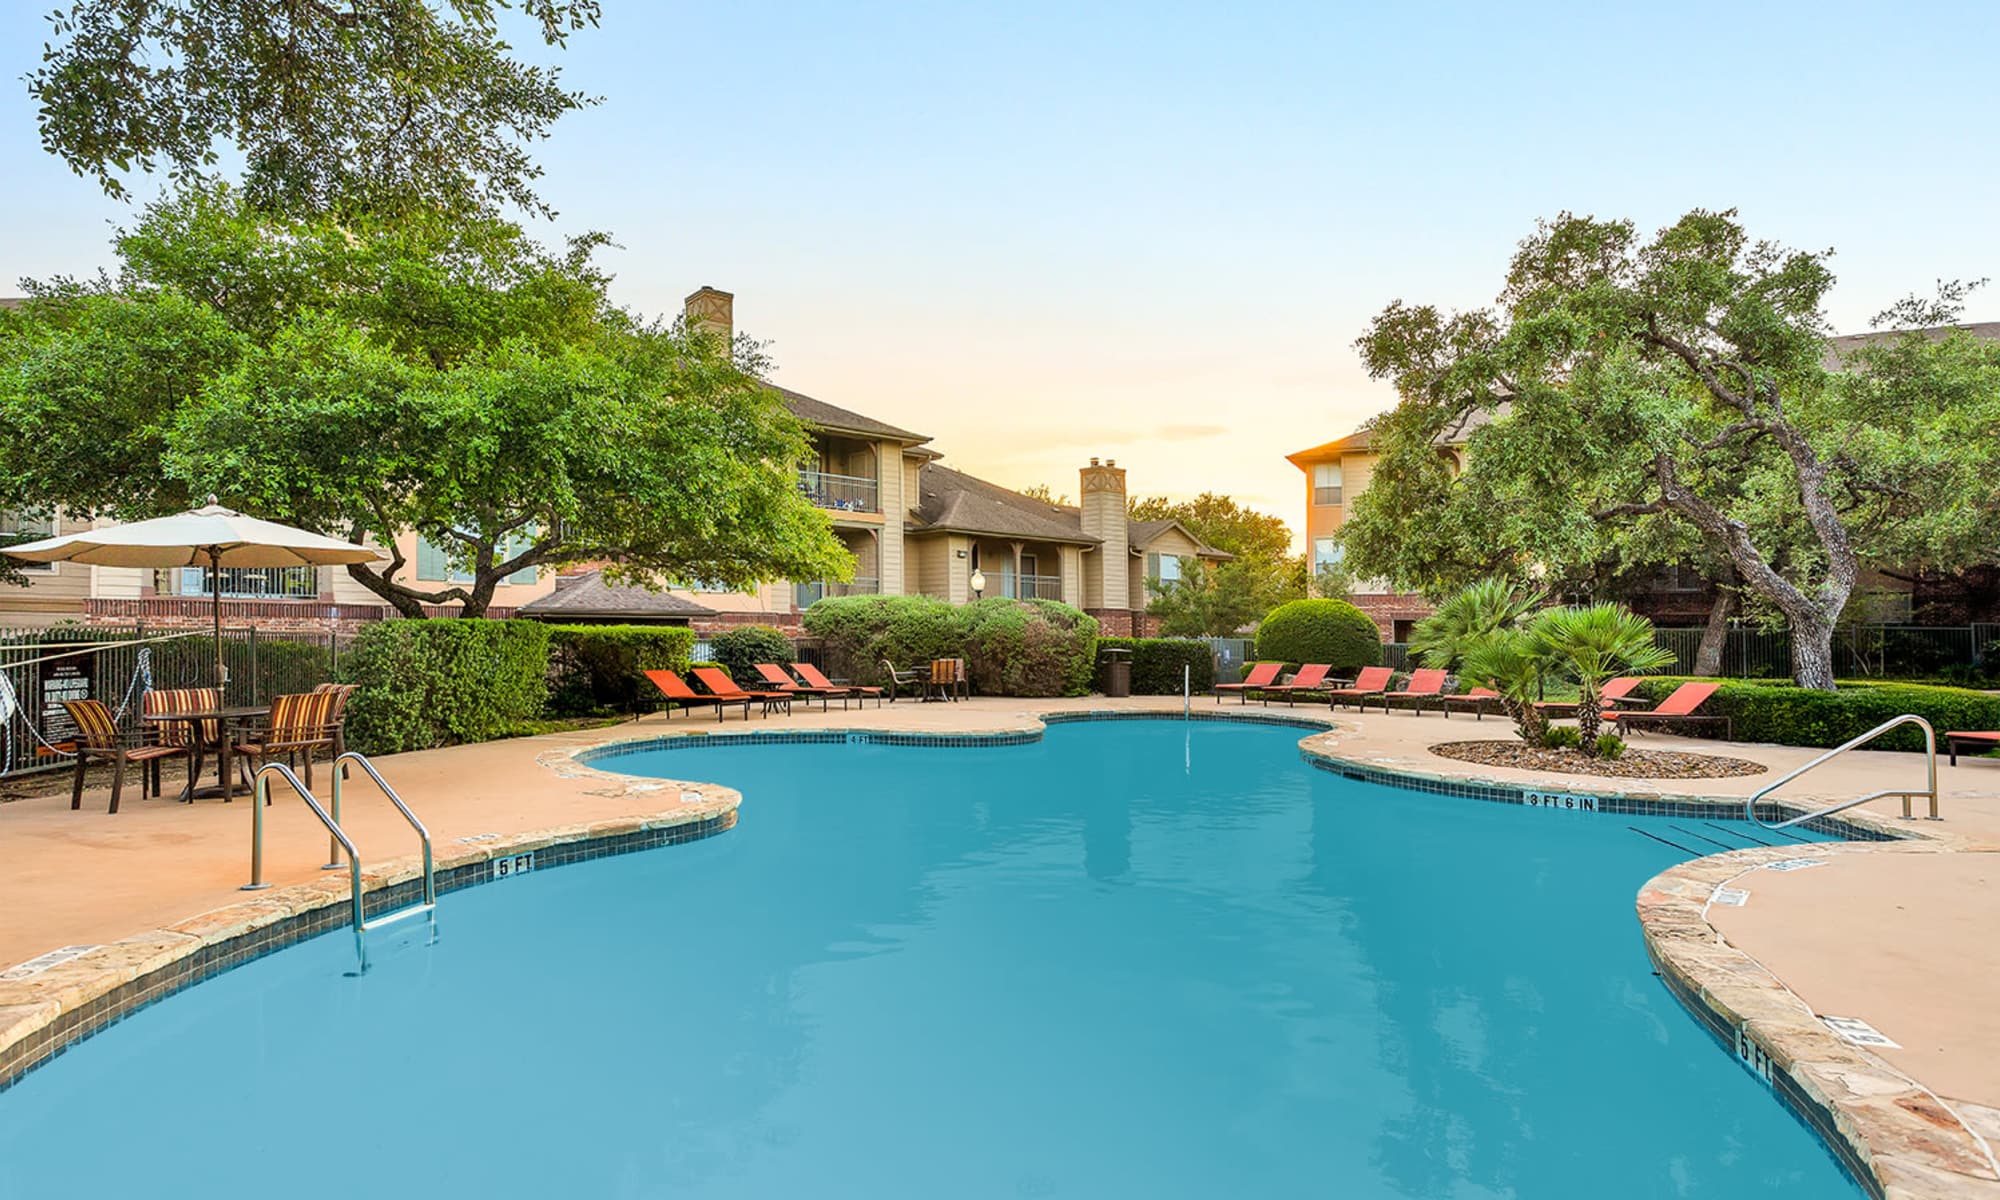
[3,694,1998,1195]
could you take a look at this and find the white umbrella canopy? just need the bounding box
[4,502,381,690]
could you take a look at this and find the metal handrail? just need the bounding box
[1745,714,1940,831]
[327,751,435,912]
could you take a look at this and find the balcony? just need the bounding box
[179,566,319,600]
[798,469,879,514]
[795,576,881,609]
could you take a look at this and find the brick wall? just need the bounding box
[1087,608,1135,637]
[81,597,522,636]
[1348,592,1434,641]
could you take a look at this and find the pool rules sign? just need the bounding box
[37,657,93,743]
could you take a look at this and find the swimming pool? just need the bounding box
[0,718,1857,1198]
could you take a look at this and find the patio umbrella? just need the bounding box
[2,501,381,690]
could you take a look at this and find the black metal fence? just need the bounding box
[1652,624,2000,680]
[1,625,351,778]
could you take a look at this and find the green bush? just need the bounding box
[1254,598,1382,673]
[1095,637,1216,694]
[1541,726,1583,750]
[340,619,551,754]
[1595,732,1627,760]
[959,598,1099,697]
[801,594,964,687]
[709,625,795,685]
[545,624,696,715]
[1632,676,2000,750]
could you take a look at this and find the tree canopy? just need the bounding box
[0,186,853,616]
[1130,492,1305,635]
[28,0,601,219]
[1345,209,2000,688]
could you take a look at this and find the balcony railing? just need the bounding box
[798,469,880,514]
[1001,574,1064,601]
[795,576,881,609]
[179,566,320,600]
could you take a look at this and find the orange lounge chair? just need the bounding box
[645,669,748,721]
[1327,665,1395,710]
[1377,668,1449,714]
[793,661,884,708]
[1534,675,1644,716]
[1945,731,2000,766]
[1441,687,1503,719]
[755,662,848,710]
[1263,663,1334,706]
[692,667,793,718]
[1214,661,1283,704]
[1604,681,1729,739]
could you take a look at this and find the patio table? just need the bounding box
[143,704,269,802]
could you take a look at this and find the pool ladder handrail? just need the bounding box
[1745,713,1939,832]
[240,754,436,974]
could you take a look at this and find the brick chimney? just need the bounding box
[1080,456,1129,614]
[683,286,734,342]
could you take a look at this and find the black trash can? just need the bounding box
[1101,647,1132,698]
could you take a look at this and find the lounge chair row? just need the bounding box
[644,663,885,721]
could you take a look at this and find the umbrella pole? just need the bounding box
[211,547,226,695]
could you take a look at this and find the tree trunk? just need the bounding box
[1576,687,1602,753]
[1693,587,1734,677]
[1790,616,1838,691]
[346,563,430,618]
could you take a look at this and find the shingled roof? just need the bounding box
[769,384,929,444]
[909,465,1099,544]
[517,570,716,622]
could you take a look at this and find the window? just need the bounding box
[1144,551,1183,584]
[416,531,539,586]
[0,509,56,571]
[179,566,317,598]
[1313,538,1342,571]
[1313,462,1343,506]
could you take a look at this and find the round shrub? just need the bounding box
[959,598,1099,697]
[801,594,964,686]
[709,625,794,685]
[1253,599,1382,672]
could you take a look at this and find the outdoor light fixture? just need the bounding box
[970,568,986,599]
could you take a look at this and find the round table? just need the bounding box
[143,705,270,801]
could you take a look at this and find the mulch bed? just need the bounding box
[1428,740,1767,779]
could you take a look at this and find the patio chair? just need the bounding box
[1262,663,1334,706]
[232,690,341,791]
[1326,665,1395,710]
[1603,682,1730,740]
[1944,731,2000,766]
[62,698,191,814]
[692,667,791,718]
[1440,687,1503,719]
[927,657,969,702]
[1213,661,1283,704]
[142,686,223,779]
[1533,675,1645,717]
[755,662,848,710]
[312,683,360,760]
[1377,668,1449,715]
[880,659,925,701]
[794,661,883,708]
[644,669,742,721]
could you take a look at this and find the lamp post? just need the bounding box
[970,568,986,600]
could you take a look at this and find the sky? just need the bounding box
[2,1,1996,548]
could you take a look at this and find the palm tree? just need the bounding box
[1457,628,1552,745]
[1530,603,1675,754]
[1410,578,1547,672]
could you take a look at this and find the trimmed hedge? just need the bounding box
[709,625,794,686]
[545,624,696,715]
[1632,676,2000,751]
[959,598,1099,697]
[1095,637,1215,694]
[801,594,964,687]
[341,619,551,754]
[1254,599,1382,672]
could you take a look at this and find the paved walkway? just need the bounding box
[5,693,1998,1188]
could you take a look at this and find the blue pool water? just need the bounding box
[0,720,1856,1198]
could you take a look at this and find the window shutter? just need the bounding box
[1146,551,1161,580]
[507,561,538,586]
[416,537,445,582]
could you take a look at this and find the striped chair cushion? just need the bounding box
[143,687,222,747]
[61,699,122,749]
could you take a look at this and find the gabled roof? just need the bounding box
[770,384,930,445]
[1286,405,1499,470]
[908,465,1100,544]
[517,570,716,621]
[1126,518,1231,560]
[1824,321,2000,367]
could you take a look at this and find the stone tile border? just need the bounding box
[1639,843,2000,1199]
[0,786,741,1095]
